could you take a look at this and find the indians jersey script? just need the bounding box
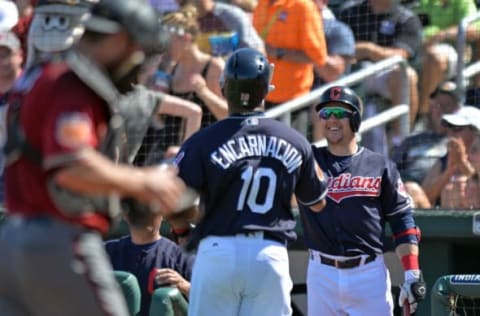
[299,146,412,256]
[175,114,327,244]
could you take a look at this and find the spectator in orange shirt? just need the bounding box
[252,0,327,114]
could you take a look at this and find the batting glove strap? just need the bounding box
[399,270,427,314]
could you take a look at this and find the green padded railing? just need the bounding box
[431,274,480,316]
[149,287,188,316]
[113,270,142,316]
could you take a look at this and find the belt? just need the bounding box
[310,250,376,269]
[236,231,286,246]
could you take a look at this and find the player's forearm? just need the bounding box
[396,243,419,258]
[396,243,420,273]
[315,55,348,83]
[53,148,149,198]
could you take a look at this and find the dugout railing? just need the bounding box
[431,274,480,316]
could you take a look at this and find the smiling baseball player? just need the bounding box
[298,86,426,315]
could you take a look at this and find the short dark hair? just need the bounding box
[122,200,161,229]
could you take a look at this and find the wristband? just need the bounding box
[401,254,419,271]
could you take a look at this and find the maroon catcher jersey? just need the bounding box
[5,63,111,233]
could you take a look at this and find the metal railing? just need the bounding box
[456,11,480,100]
[264,55,411,145]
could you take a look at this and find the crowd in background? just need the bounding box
[1,1,480,207]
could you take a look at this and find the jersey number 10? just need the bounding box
[237,166,277,214]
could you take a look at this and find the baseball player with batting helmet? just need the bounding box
[0,1,186,316]
[298,85,426,315]
[174,47,328,316]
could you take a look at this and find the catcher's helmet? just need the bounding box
[315,86,363,132]
[221,48,272,109]
[84,0,169,54]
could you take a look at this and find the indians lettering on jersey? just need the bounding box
[210,134,303,173]
[327,173,382,203]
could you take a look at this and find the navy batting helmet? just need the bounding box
[315,86,363,132]
[221,48,273,109]
[84,0,169,54]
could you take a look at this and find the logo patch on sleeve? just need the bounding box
[55,113,93,149]
[397,178,408,198]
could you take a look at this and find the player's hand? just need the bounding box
[399,270,427,314]
[155,268,190,295]
[141,165,186,213]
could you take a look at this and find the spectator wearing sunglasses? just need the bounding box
[422,106,480,209]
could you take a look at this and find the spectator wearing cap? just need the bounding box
[422,106,480,209]
[392,81,461,208]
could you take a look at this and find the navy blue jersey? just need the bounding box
[175,113,327,244]
[299,146,415,256]
[105,236,195,316]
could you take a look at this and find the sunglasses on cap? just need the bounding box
[318,107,353,120]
